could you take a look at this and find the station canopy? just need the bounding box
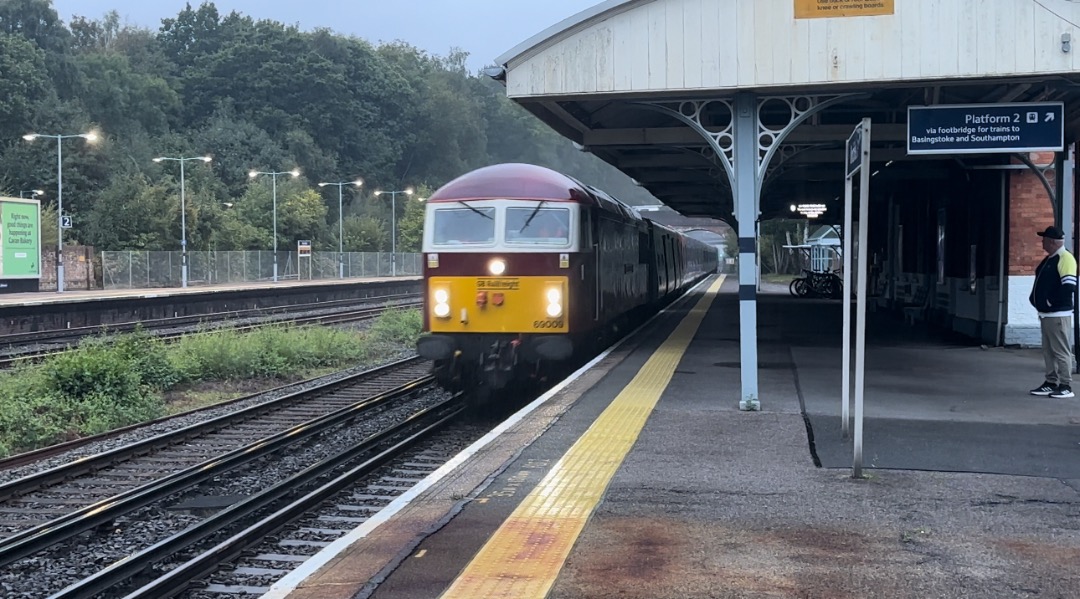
[490,0,1080,225]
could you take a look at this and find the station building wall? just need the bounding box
[1005,152,1060,347]
[872,151,1063,347]
[874,166,1006,345]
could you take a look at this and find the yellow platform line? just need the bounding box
[440,275,726,599]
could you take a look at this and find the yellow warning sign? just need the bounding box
[795,0,894,18]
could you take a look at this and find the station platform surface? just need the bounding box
[0,276,420,307]
[263,274,1080,599]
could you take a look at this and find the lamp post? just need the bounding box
[317,179,364,279]
[248,169,300,282]
[19,189,44,199]
[22,131,98,293]
[153,155,212,288]
[373,188,413,276]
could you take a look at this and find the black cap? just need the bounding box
[1038,225,1065,240]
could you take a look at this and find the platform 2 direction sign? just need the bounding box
[908,102,1064,155]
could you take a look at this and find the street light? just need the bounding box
[22,131,99,293]
[317,179,364,279]
[19,190,44,199]
[248,169,300,282]
[373,187,413,276]
[153,155,212,288]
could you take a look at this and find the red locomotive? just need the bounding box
[415,163,717,397]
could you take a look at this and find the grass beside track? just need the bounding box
[0,308,422,458]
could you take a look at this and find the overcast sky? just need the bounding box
[50,0,603,70]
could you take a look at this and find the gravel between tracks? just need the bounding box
[0,359,448,598]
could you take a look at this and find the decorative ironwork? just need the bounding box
[633,94,865,193]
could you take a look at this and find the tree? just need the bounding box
[341,215,386,252]
[71,51,179,136]
[396,189,430,253]
[0,33,52,140]
[83,172,174,250]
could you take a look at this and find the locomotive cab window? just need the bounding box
[505,207,571,245]
[432,207,496,245]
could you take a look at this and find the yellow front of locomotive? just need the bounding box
[427,268,569,335]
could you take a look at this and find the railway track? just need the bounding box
[0,356,436,582]
[50,405,476,599]
[0,297,422,368]
[0,293,417,346]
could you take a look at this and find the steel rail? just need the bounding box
[0,299,422,368]
[0,356,426,503]
[49,397,463,599]
[0,372,435,568]
[0,292,419,346]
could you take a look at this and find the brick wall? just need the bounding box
[1008,151,1057,276]
[39,246,99,291]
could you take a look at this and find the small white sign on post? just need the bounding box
[298,240,312,280]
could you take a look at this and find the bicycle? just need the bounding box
[789,269,843,299]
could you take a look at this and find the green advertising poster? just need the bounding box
[0,198,41,278]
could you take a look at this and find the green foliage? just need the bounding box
[0,33,52,140]
[368,308,423,346]
[109,328,182,390]
[83,172,176,250]
[0,1,661,254]
[0,307,423,457]
[342,215,387,252]
[35,339,166,436]
[167,324,370,381]
[396,197,425,253]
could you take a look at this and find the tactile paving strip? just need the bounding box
[440,276,725,599]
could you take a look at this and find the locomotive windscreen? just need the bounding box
[433,207,496,245]
[505,207,570,245]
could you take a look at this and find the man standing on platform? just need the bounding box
[1029,225,1077,398]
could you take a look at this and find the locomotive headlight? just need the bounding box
[545,286,563,318]
[432,288,451,319]
[488,259,506,276]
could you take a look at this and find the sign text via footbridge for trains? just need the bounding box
[907,102,1064,155]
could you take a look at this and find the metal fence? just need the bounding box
[101,251,423,290]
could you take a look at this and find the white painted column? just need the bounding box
[735,93,760,411]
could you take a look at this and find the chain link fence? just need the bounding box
[101,251,422,290]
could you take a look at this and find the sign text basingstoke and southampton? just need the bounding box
[908,103,1064,155]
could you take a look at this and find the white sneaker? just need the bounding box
[1050,386,1075,399]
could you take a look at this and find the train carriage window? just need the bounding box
[433,207,496,245]
[505,207,571,245]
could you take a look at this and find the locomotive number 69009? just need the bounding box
[533,320,564,329]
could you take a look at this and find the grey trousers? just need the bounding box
[1040,315,1074,387]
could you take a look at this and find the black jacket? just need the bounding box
[1029,249,1078,315]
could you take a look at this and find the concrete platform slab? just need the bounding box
[265,276,1080,599]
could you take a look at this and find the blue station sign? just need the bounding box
[846,122,863,178]
[907,102,1064,155]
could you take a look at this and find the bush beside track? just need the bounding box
[0,308,422,457]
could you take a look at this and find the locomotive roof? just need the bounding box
[427,163,642,222]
